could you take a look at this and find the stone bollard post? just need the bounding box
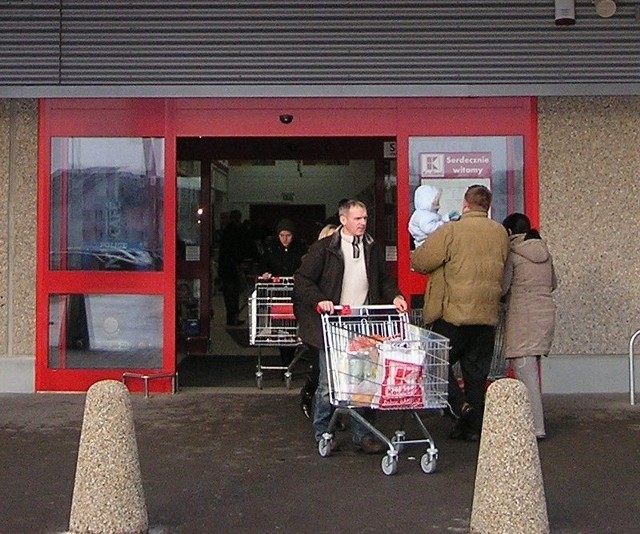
[470,378,549,534]
[69,379,148,534]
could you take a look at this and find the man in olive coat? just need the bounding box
[411,185,509,441]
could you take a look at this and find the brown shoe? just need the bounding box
[357,436,386,454]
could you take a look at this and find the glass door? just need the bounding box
[176,160,212,354]
[394,98,538,305]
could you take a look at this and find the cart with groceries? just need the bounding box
[319,305,450,476]
[248,276,303,388]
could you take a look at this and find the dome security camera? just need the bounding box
[555,0,576,25]
[279,114,293,124]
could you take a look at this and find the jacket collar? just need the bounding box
[461,209,488,219]
[328,227,374,251]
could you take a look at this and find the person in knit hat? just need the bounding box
[259,219,307,279]
[259,219,308,372]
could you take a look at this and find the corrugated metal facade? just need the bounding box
[1,0,639,96]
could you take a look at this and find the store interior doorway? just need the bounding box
[175,136,396,388]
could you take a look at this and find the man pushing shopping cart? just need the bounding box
[293,199,407,455]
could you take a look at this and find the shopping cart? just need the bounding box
[319,305,450,476]
[248,276,303,388]
[410,306,507,381]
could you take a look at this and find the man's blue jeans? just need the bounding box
[313,348,376,443]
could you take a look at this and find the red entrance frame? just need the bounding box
[36,97,537,392]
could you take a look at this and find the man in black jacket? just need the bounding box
[293,200,406,454]
[218,210,253,326]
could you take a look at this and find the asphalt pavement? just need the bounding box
[1,388,640,533]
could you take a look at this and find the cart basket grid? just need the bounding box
[249,277,299,346]
[322,309,449,411]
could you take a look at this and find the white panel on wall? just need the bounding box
[227,160,375,210]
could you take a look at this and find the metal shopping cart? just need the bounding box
[248,277,303,388]
[410,306,507,381]
[319,305,450,476]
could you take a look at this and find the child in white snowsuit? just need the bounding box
[409,184,458,248]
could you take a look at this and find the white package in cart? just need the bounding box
[372,340,427,409]
[334,335,386,406]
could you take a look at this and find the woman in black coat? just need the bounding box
[259,219,307,370]
[259,219,307,279]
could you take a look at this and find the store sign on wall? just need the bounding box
[419,152,492,178]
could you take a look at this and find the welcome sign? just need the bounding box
[420,152,492,179]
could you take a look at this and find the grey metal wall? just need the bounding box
[1,1,639,96]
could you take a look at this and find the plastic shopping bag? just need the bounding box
[373,340,427,409]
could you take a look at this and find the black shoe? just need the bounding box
[300,388,313,419]
[449,427,480,442]
[449,422,466,440]
[357,436,386,454]
[449,419,480,442]
[464,431,481,442]
[459,403,474,421]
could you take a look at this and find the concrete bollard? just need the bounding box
[470,378,549,534]
[69,379,148,534]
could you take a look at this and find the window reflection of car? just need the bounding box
[51,243,162,271]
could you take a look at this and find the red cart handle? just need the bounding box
[316,304,352,315]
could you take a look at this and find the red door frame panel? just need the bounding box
[174,97,399,137]
[36,97,537,392]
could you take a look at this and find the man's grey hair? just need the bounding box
[338,199,367,217]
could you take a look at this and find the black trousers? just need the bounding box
[430,319,495,432]
[299,344,320,396]
[279,346,296,368]
[221,270,243,325]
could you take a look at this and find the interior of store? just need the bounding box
[175,136,397,388]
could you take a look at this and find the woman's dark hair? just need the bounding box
[502,213,530,235]
[502,212,542,240]
[524,228,541,241]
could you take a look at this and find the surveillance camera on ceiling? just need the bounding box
[555,0,576,25]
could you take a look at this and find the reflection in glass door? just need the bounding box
[176,160,211,354]
[45,137,165,373]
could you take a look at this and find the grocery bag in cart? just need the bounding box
[373,338,427,410]
[377,325,449,410]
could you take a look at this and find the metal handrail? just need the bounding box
[629,330,640,405]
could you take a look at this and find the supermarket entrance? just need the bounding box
[37,96,535,394]
[175,136,396,388]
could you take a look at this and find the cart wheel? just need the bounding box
[392,431,406,453]
[318,437,333,458]
[256,374,263,389]
[284,373,292,389]
[420,453,437,474]
[381,454,398,476]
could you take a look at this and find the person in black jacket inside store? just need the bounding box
[259,219,308,369]
[219,209,254,326]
